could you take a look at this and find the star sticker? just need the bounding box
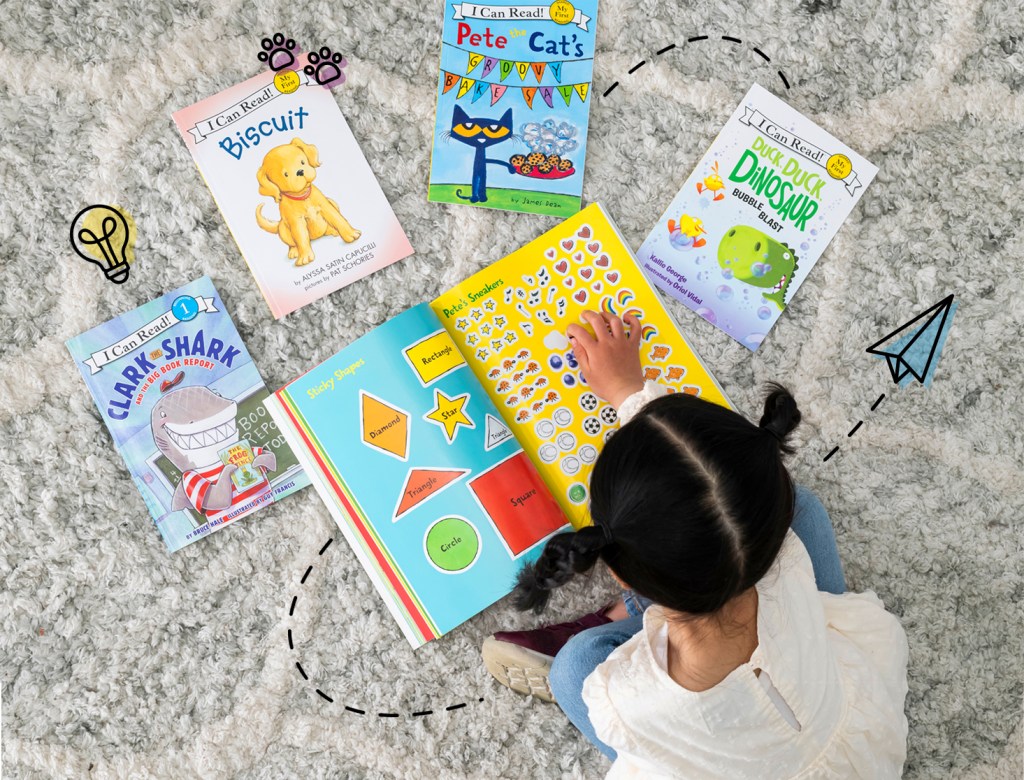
[476,348,489,360]
[466,333,479,346]
[494,316,507,328]
[491,339,505,353]
[484,299,496,311]
[481,324,492,336]
[470,308,484,321]
[455,318,469,331]
[423,390,475,443]
[504,331,517,345]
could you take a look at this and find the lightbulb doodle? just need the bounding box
[69,204,136,285]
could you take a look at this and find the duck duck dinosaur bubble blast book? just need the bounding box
[636,83,878,351]
[427,0,598,217]
[266,203,730,647]
[66,277,309,552]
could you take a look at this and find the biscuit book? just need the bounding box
[636,83,878,350]
[427,0,599,217]
[172,58,414,319]
[265,203,730,647]
[66,277,309,552]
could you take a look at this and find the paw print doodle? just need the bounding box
[258,33,297,72]
[305,46,348,88]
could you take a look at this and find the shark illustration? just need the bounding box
[151,386,276,517]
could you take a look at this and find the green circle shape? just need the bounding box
[568,483,587,504]
[425,516,480,573]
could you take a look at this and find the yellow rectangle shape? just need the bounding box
[403,330,466,385]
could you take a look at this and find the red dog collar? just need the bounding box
[282,186,312,201]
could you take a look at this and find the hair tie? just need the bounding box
[761,423,783,443]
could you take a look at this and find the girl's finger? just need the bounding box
[573,338,591,376]
[580,310,607,341]
[604,313,625,340]
[566,322,598,351]
[622,313,642,346]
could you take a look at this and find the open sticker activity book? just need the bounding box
[636,83,878,351]
[173,56,414,319]
[67,277,309,552]
[266,203,730,647]
[427,0,598,217]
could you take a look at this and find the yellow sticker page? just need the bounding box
[431,203,731,528]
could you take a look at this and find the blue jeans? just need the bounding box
[549,485,846,760]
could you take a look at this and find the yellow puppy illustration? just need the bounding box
[255,138,361,266]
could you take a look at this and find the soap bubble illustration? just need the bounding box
[716,285,733,301]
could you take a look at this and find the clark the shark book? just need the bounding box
[173,55,414,318]
[67,277,309,552]
[636,83,878,350]
[427,0,599,216]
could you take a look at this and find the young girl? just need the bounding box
[482,311,909,778]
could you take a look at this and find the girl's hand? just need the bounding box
[566,310,644,409]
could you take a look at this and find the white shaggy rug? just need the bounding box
[2,0,1023,777]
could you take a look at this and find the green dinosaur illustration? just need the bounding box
[716,225,800,310]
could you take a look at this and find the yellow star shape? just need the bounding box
[423,390,475,443]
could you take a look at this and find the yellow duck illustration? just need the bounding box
[696,160,726,201]
[667,214,707,248]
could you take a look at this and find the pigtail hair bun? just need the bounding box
[759,382,801,454]
[512,526,609,613]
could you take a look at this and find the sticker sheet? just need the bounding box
[266,303,567,648]
[431,202,732,527]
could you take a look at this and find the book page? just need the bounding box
[266,302,567,648]
[432,203,731,528]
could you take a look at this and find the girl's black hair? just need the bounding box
[514,383,801,615]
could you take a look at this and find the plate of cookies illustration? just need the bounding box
[509,152,576,180]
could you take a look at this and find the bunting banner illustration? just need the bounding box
[445,42,589,86]
[439,71,590,109]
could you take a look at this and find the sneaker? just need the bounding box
[481,605,614,702]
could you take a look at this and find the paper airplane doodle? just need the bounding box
[866,294,957,388]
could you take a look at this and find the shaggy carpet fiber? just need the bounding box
[2,0,1023,777]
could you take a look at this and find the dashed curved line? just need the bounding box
[600,34,792,100]
[286,536,484,718]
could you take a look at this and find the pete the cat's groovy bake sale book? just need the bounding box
[173,55,414,319]
[427,0,599,217]
[636,83,877,351]
[266,204,730,647]
[67,277,309,552]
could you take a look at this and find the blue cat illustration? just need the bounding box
[446,105,517,203]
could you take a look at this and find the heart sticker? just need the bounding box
[578,225,592,239]
[554,260,569,274]
[595,254,610,268]
[592,281,603,293]
[587,242,601,255]
[606,271,620,284]
[572,251,584,263]
[564,277,575,287]
[561,239,575,251]
[545,248,556,259]
[580,268,593,280]
[574,290,587,304]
